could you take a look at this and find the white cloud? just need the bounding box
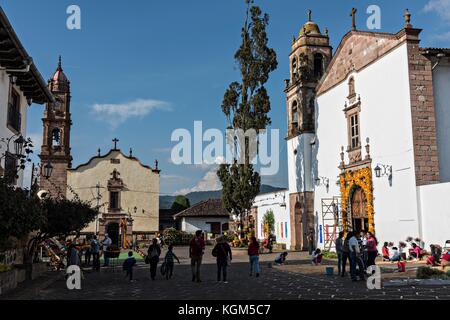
[424,0,450,23]
[91,99,171,128]
[175,158,223,195]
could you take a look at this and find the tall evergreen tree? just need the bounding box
[217,0,277,238]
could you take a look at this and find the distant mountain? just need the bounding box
[159,184,286,209]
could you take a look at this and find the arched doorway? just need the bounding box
[294,202,304,248]
[107,222,119,246]
[350,187,368,233]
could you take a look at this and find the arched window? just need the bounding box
[292,101,299,125]
[51,128,61,147]
[314,53,324,78]
[292,57,298,79]
[348,77,356,98]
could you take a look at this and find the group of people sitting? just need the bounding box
[381,241,450,270]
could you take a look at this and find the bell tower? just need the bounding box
[39,56,73,197]
[285,11,332,250]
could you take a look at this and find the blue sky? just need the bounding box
[2,0,449,195]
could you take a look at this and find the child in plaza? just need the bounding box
[275,252,288,265]
[164,245,180,280]
[311,249,323,265]
[123,251,137,282]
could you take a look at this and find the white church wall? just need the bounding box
[314,43,421,248]
[417,183,450,248]
[287,133,315,193]
[433,63,450,182]
[181,217,229,236]
[0,69,29,188]
[254,191,291,246]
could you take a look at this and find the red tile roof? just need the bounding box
[174,199,230,219]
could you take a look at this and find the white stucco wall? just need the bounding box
[181,217,229,236]
[0,69,29,188]
[433,62,450,182]
[253,190,291,246]
[417,183,450,248]
[287,133,315,193]
[314,43,421,247]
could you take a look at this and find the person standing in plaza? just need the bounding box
[189,230,205,282]
[248,236,260,277]
[84,238,92,266]
[360,230,368,270]
[341,234,350,277]
[349,231,365,282]
[212,237,232,283]
[101,233,112,267]
[307,229,315,255]
[147,238,161,280]
[123,251,137,282]
[335,232,344,275]
[163,245,180,280]
[366,231,378,267]
[90,235,101,272]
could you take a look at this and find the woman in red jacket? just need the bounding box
[248,237,260,277]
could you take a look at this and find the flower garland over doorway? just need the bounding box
[339,166,375,235]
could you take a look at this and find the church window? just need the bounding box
[51,128,61,147]
[350,113,360,149]
[292,101,299,125]
[292,57,297,79]
[110,191,120,210]
[314,53,324,78]
[348,77,356,98]
[7,89,21,133]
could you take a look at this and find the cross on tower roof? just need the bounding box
[112,138,119,150]
[350,8,357,31]
[307,9,312,22]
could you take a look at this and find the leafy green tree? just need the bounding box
[26,198,98,260]
[0,178,45,250]
[263,209,275,235]
[217,0,277,237]
[171,195,191,213]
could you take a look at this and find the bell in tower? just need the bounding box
[39,56,73,198]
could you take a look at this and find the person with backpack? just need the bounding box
[248,237,260,277]
[122,251,137,282]
[90,235,100,272]
[189,230,205,282]
[212,237,232,283]
[163,245,180,280]
[147,238,161,280]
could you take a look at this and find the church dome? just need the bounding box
[299,21,321,37]
[52,56,68,83]
[49,56,70,92]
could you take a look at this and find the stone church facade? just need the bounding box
[39,60,160,247]
[253,9,450,250]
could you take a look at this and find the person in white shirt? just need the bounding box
[348,231,365,282]
[102,234,112,267]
